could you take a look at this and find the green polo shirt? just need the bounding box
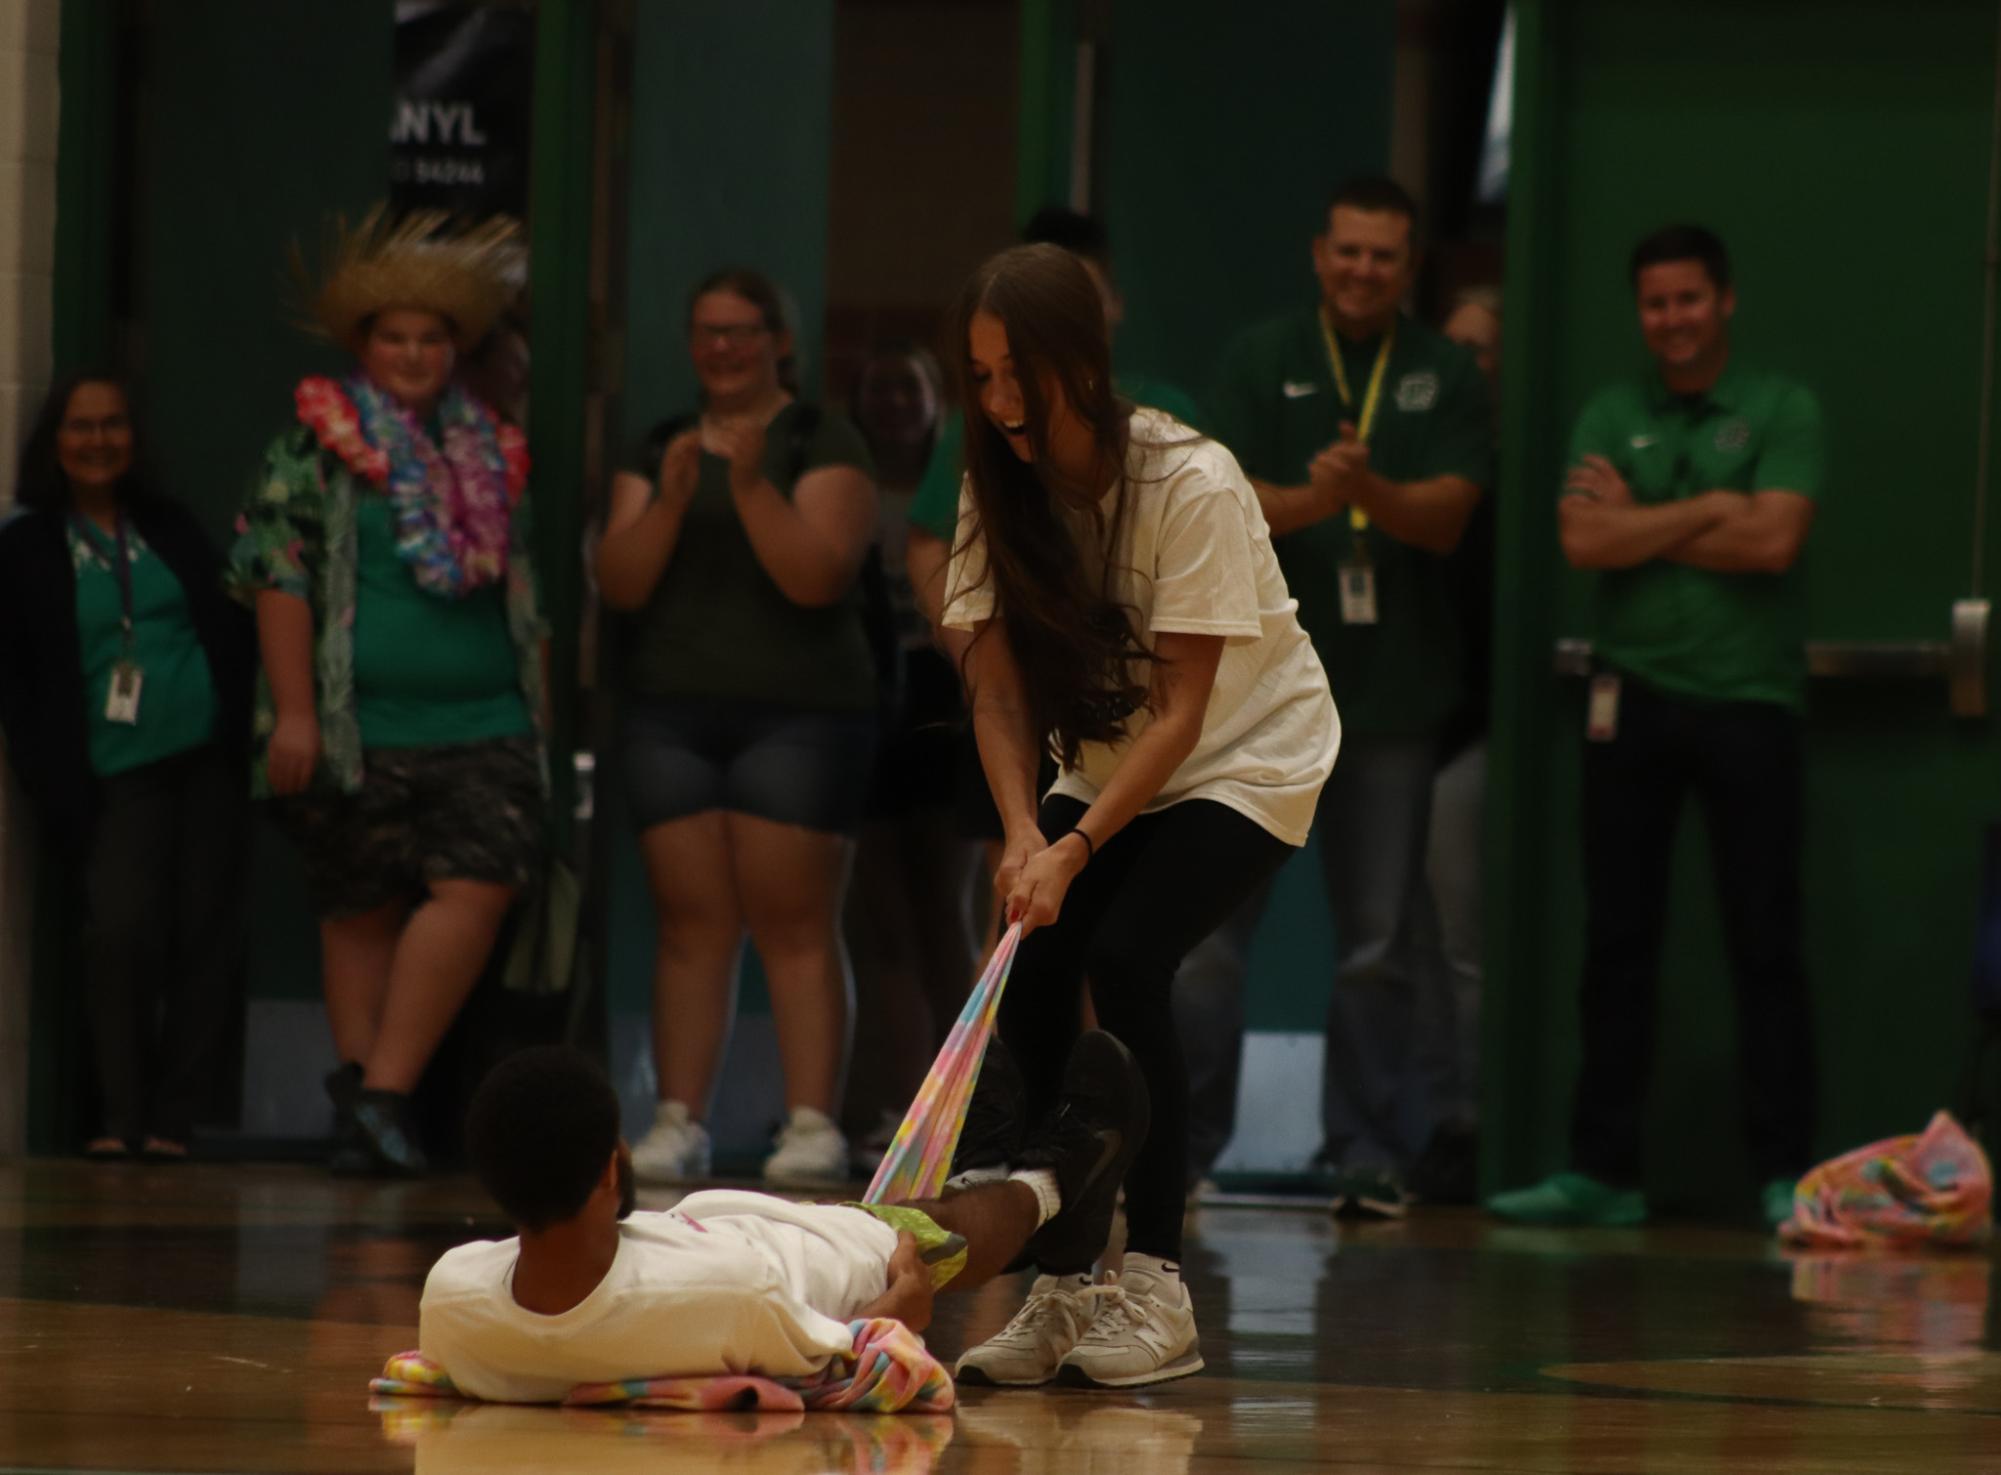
[70,522,219,777]
[1568,359,1824,712]
[906,374,1206,541]
[1210,306,1492,736]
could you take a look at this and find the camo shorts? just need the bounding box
[273,735,544,917]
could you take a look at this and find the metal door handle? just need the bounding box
[1553,601,1989,717]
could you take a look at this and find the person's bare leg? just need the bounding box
[730,812,852,1115]
[320,902,405,1068]
[362,878,515,1092]
[912,1180,1043,1288]
[639,811,744,1113]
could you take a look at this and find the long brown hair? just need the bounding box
[948,243,1152,768]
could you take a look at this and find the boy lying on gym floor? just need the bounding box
[417,1039,1146,1403]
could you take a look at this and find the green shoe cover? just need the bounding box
[1486,1170,1648,1227]
[1761,1177,1798,1230]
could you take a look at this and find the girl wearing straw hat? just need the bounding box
[230,209,548,1178]
[939,243,1339,1388]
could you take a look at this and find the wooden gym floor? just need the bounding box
[0,1159,1995,1473]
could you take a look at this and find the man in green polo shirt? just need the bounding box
[1488,224,1822,1231]
[1209,175,1492,1216]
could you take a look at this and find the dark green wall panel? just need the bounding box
[1494,0,2001,1209]
[619,0,835,449]
[134,1,394,543]
[1102,0,1396,409]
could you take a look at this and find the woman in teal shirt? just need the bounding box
[0,372,253,1159]
[231,211,550,1178]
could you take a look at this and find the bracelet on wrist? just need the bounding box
[1062,827,1096,864]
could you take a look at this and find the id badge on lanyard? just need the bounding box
[106,655,144,725]
[1339,548,1378,626]
[1322,309,1393,627]
[75,515,144,724]
[1586,673,1621,742]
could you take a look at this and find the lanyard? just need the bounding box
[72,512,136,653]
[1319,309,1395,534]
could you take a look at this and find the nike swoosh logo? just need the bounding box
[1086,1128,1122,1183]
[1630,434,1658,448]
[1282,381,1319,399]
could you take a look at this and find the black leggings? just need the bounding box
[999,794,1295,1268]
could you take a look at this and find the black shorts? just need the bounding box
[273,735,544,917]
[623,695,877,835]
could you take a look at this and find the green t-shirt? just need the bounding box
[623,402,878,710]
[1209,306,1493,737]
[906,374,1207,541]
[1568,360,1825,711]
[351,494,531,748]
[69,522,218,777]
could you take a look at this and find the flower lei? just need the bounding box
[294,374,528,598]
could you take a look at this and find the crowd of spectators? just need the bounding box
[0,182,1818,1234]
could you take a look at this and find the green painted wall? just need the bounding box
[604,0,838,1021]
[135,2,395,542]
[1102,0,1396,416]
[618,0,835,447]
[1493,0,2001,1209]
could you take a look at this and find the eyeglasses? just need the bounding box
[690,322,770,346]
[60,416,132,437]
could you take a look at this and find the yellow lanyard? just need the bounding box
[1319,309,1395,533]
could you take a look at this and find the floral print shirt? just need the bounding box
[228,398,549,798]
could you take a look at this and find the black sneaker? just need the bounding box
[1335,1167,1409,1220]
[324,1062,372,1177]
[351,1089,430,1177]
[1018,1030,1150,1274]
[946,1036,1027,1185]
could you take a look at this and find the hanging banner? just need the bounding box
[390,1,534,218]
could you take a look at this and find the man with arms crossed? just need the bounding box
[1488,224,1821,1230]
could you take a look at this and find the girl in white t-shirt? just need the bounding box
[941,244,1339,1389]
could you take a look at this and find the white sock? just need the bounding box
[1123,1252,1182,1287]
[1009,1167,1061,1226]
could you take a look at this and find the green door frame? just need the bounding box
[1015,0,1079,222]
[526,0,601,846]
[1484,0,1563,1189]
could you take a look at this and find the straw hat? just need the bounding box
[295,205,522,353]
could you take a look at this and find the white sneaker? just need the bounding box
[1057,1265,1204,1387]
[762,1105,850,1187]
[631,1101,711,1184]
[955,1273,1098,1386]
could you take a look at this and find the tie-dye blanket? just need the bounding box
[369,1316,955,1414]
[1780,1110,1993,1249]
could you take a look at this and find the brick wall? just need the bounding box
[0,0,62,1157]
